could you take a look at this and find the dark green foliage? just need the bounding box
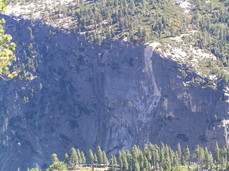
[46,161,67,171]
[68,147,78,167]
[96,145,104,164]
[94,153,98,164]
[9,0,229,85]
[50,153,58,164]
[89,149,94,164]
[80,151,86,164]
[63,153,69,164]
[41,0,228,85]
[88,146,108,166]
[51,0,185,43]
[0,0,17,79]
[66,147,86,168]
[109,155,118,170]
[102,151,109,165]
[182,146,190,165]
[28,168,40,171]
[213,142,220,163]
[43,142,229,170]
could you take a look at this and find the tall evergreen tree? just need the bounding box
[96,146,103,165]
[177,143,182,162]
[122,152,129,170]
[94,153,98,165]
[68,147,78,167]
[102,151,109,165]
[133,159,140,171]
[109,155,116,171]
[80,151,86,164]
[64,153,69,164]
[89,149,94,164]
[213,142,220,164]
[118,151,123,170]
[50,153,59,164]
[182,146,190,165]
[77,149,82,164]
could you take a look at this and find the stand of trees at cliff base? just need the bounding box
[28,142,229,171]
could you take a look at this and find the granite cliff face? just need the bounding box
[0,15,228,170]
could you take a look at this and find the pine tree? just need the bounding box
[183,146,190,166]
[193,145,205,170]
[89,149,94,164]
[80,151,86,164]
[109,155,116,171]
[177,143,182,162]
[159,146,165,166]
[68,147,78,167]
[213,142,220,164]
[64,153,69,164]
[132,145,140,161]
[207,152,214,170]
[152,149,160,166]
[118,151,123,170]
[77,149,82,164]
[172,153,179,168]
[51,153,59,164]
[143,156,149,171]
[94,153,98,165]
[139,152,144,170]
[221,157,227,170]
[96,146,103,165]
[133,159,140,171]
[29,168,39,171]
[122,152,129,170]
[102,151,109,165]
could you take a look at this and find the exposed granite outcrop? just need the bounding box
[0,15,228,170]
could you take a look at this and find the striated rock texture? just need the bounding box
[0,15,228,170]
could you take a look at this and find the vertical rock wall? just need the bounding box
[0,15,227,170]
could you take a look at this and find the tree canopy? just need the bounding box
[0,0,17,79]
[29,142,229,171]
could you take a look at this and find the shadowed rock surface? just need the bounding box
[0,15,228,170]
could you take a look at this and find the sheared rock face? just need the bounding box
[0,15,228,170]
[102,44,161,153]
[149,54,228,147]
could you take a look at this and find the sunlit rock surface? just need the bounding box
[0,15,228,170]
